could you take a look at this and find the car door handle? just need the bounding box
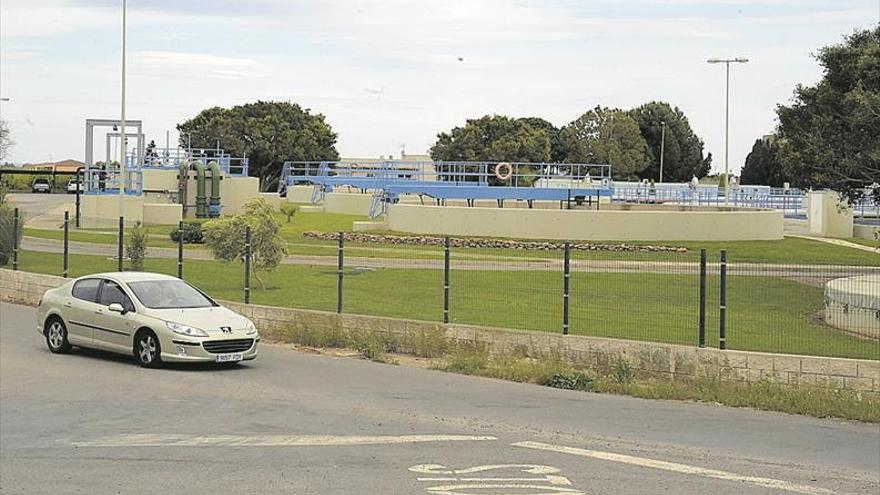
[64,302,72,308]
[94,309,103,314]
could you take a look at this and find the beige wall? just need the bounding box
[219,176,260,216]
[323,193,373,215]
[387,204,784,241]
[286,185,315,204]
[142,203,182,225]
[808,191,854,238]
[141,169,180,193]
[854,224,879,241]
[3,269,876,393]
[81,195,144,228]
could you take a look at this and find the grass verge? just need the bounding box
[22,208,880,265]
[13,248,878,360]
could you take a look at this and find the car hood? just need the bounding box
[148,306,251,334]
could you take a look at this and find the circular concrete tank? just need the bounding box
[825,274,880,340]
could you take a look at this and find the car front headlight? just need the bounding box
[166,321,208,338]
[245,320,258,336]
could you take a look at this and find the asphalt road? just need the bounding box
[5,193,72,220]
[1,302,878,494]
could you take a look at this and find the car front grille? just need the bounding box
[202,339,254,354]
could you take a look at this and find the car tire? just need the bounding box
[134,330,162,368]
[45,318,72,354]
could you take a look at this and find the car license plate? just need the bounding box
[216,353,243,363]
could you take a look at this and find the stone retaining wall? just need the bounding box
[2,269,877,392]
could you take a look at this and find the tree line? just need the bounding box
[740,27,878,203]
[176,26,878,202]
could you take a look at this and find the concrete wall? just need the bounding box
[219,176,260,216]
[854,224,879,241]
[3,269,876,393]
[81,195,145,228]
[386,204,784,241]
[142,169,180,193]
[142,203,182,225]
[808,191,854,238]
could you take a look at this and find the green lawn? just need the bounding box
[13,249,877,360]
[23,210,880,266]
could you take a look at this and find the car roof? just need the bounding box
[82,272,180,283]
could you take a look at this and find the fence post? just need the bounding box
[177,220,184,279]
[117,216,124,272]
[563,242,570,335]
[244,226,251,304]
[337,232,344,314]
[698,248,706,348]
[443,236,450,324]
[75,187,81,228]
[719,249,728,350]
[63,211,69,278]
[11,207,19,271]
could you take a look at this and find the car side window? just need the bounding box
[71,279,101,302]
[98,280,134,312]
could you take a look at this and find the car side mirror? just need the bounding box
[108,303,127,315]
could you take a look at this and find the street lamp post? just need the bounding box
[707,57,748,206]
[659,121,666,184]
[118,0,127,215]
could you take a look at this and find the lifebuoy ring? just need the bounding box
[494,162,513,181]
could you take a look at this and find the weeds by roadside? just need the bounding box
[268,324,879,422]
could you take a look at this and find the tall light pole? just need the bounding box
[118,0,127,215]
[659,121,666,184]
[707,57,748,206]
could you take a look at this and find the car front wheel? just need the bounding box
[46,318,72,353]
[134,330,162,368]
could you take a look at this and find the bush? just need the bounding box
[169,222,204,244]
[539,371,593,391]
[203,197,288,290]
[0,187,22,266]
[280,203,298,223]
[127,221,148,271]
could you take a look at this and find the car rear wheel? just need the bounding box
[46,318,72,353]
[134,330,162,368]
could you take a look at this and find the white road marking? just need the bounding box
[72,434,496,447]
[512,441,834,495]
[411,464,577,492]
[425,484,583,494]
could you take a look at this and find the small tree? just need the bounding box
[127,221,148,271]
[0,197,23,266]
[203,197,287,289]
[280,203,298,223]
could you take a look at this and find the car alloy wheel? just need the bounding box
[46,320,71,353]
[135,332,161,368]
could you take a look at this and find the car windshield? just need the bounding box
[127,280,216,309]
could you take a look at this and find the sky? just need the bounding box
[0,0,877,175]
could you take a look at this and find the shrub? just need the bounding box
[169,222,204,244]
[539,371,593,391]
[0,193,22,266]
[614,359,635,384]
[203,197,288,289]
[280,203,298,223]
[127,221,148,271]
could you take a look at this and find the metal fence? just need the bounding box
[9,211,879,361]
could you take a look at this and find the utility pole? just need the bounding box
[659,121,666,184]
[118,0,127,215]
[707,57,748,206]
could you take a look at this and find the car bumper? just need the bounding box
[159,338,260,363]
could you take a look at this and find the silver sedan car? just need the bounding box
[37,272,259,367]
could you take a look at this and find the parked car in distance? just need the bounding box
[37,272,260,367]
[31,178,51,193]
[66,179,82,194]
